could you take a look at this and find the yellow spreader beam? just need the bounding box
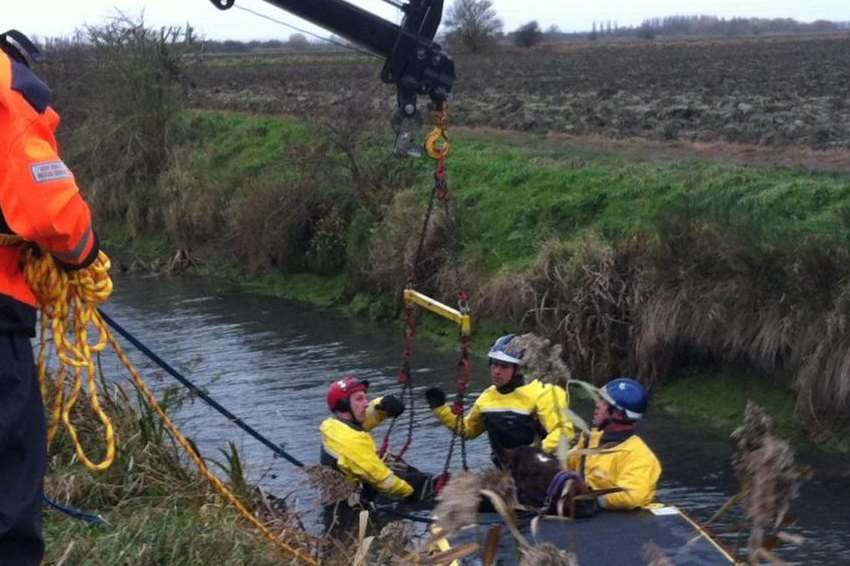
[404,289,472,336]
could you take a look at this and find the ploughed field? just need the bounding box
[190,34,850,149]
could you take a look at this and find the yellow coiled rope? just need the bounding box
[0,234,318,565]
[27,247,116,470]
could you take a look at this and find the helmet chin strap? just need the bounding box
[496,370,523,394]
[597,405,634,430]
[336,400,361,424]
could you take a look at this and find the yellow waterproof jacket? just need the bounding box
[320,397,414,499]
[568,429,661,510]
[432,379,574,454]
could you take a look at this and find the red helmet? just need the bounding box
[327,376,369,412]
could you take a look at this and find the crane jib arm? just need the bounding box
[209,0,455,110]
[263,0,419,57]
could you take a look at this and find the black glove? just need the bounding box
[377,395,405,418]
[400,469,439,504]
[425,387,446,409]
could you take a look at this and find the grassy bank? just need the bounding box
[89,109,850,444]
[655,371,798,438]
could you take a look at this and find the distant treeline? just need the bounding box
[157,14,850,55]
[584,15,850,40]
[199,35,337,53]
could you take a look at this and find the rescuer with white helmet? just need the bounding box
[425,334,575,464]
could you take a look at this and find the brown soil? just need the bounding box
[190,34,850,152]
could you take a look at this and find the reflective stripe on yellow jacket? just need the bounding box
[568,430,662,510]
[432,379,574,453]
[320,398,413,498]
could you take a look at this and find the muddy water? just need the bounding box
[100,274,850,564]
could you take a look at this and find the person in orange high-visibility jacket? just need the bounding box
[0,31,99,565]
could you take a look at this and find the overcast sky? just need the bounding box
[6,0,849,42]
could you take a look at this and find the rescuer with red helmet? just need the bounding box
[320,376,413,498]
[1,31,99,564]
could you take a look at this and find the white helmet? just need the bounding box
[488,334,524,366]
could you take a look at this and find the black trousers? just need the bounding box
[0,333,45,566]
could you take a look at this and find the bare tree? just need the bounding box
[513,21,543,48]
[444,0,503,53]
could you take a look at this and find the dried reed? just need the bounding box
[511,333,572,387]
[302,464,358,505]
[519,543,579,566]
[478,468,517,507]
[432,471,482,535]
[730,402,809,561]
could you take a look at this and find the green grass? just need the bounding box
[100,220,172,261]
[176,111,315,188]
[240,271,349,306]
[41,383,294,565]
[450,131,850,270]
[171,112,850,276]
[655,370,799,441]
[45,502,282,566]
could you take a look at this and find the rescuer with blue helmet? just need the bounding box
[568,377,662,510]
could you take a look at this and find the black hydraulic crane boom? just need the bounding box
[208,0,455,155]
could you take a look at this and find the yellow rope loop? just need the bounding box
[425,105,452,160]
[22,250,118,471]
[36,314,52,399]
[8,243,319,564]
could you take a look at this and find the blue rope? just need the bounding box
[43,495,106,526]
[98,309,305,468]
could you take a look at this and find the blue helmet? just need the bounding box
[600,378,648,420]
[488,334,524,366]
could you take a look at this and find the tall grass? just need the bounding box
[43,382,293,565]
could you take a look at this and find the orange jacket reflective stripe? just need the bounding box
[0,50,97,319]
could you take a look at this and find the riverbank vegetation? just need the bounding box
[94,108,850,442]
[44,19,850,446]
[43,384,289,565]
[43,378,433,565]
